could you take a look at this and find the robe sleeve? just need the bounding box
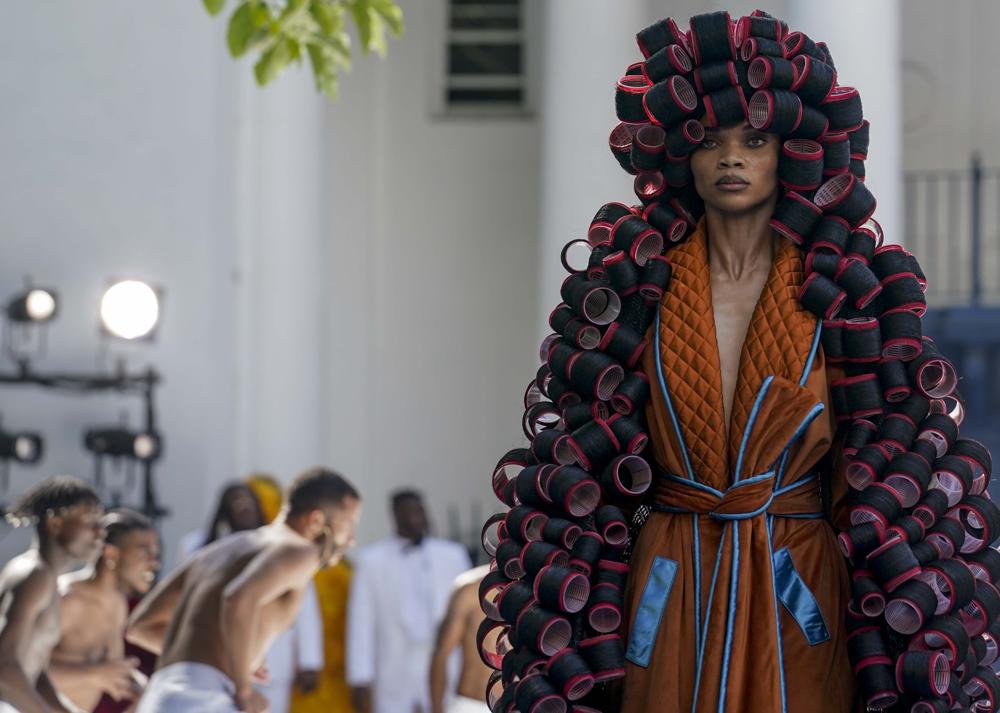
[345,554,376,686]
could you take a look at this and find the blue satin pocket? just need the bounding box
[772,547,830,646]
[626,556,677,668]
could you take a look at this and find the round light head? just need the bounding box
[132,433,160,461]
[100,281,160,340]
[14,435,41,463]
[6,288,58,323]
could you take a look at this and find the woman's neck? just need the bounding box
[704,206,780,281]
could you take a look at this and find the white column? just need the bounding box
[786,0,903,244]
[231,68,330,480]
[537,0,649,340]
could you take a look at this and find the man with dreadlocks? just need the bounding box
[0,476,104,713]
[485,9,999,713]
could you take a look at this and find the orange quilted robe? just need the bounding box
[620,220,859,713]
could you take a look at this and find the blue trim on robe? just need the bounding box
[626,556,678,668]
[772,547,831,646]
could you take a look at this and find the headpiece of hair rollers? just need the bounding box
[521,541,570,578]
[885,578,937,635]
[917,614,970,665]
[881,452,931,508]
[515,603,572,657]
[910,341,958,400]
[506,506,548,545]
[836,260,882,310]
[513,673,566,713]
[777,139,824,191]
[920,557,977,615]
[560,275,622,327]
[814,172,877,228]
[577,634,627,683]
[809,215,851,254]
[550,304,602,350]
[797,272,846,319]
[586,582,624,633]
[950,438,992,495]
[878,413,918,455]
[839,521,887,561]
[850,482,903,528]
[964,547,1000,585]
[888,515,926,545]
[926,517,966,560]
[600,454,652,498]
[770,191,822,245]
[866,536,922,592]
[851,571,885,617]
[569,531,604,576]
[611,371,651,416]
[533,564,591,615]
[544,648,595,702]
[595,504,629,547]
[894,650,951,697]
[641,204,688,244]
[589,203,633,246]
[918,413,960,459]
[843,418,878,457]
[544,465,601,517]
[598,323,647,369]
[952,495,1000,554]
[638,255,673,302]
[480,569,511,622]
[847,626,898,709]
[642,75,699,127]
[960,580,1000,637]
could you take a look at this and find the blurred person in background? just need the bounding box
[246,475,324,713]
[347,489,471,713]
[429,566,491,713]
[0,476,104,713]
[127,467,360,713]
[50,509,159,712]
[175,482,264,564]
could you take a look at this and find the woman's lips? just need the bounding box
[716,182,750,191]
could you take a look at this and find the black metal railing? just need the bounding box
[903,155,1000,306]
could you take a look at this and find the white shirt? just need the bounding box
[346,537,471,713]
[258,581,324,713]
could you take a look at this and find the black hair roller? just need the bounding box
[700,86,747,128]
[561,274,622,326]
[612,371,651,416]
[960,580,1000,636]
[789,54,837,104]
[610,216,664,267]
[587,583,623,631]
[688,11,736,64]
[770,191,823,245]
[972,632,989,665]
[917,413,960,459]
[546,375,581,410]
[639,255,673,303]
[820,318,845,363]
[546,339,576,382]
[513,673,566,713]
[601,454,653,498]
[534,564,591,615]
[560,318,602,351]
[819,133,851,177]
[910,346,958,401]
[497,539,528,579]
[850,120,871,158]
[740,36,783,61]
[841,317,882,363]
[867,536,922,593]
[894,650,950,697]
[878,413,919,455]
[871,244,913,279]
[506,506,549,544]
[970,667,1000,710]
[846,226,878,264]
[602,251,640,298]
[782,30,826,62]
[881,454,931,511]
[589,202,633,246]
[607,414,649,455]
[521,540,570,579]
[830,383,850,422]
[778,139,824,191]
[480,569,511,621]
[814,173,877,228]
[983,620,1000,667]
[596,559,630,591]
[845,442,891,490]
[734,13,784,43]
[851,481,903,528]
[663,119,705,156]
[567,350,625,402]
[875,360,910,405]
[947,676,971,708]
[895,392,932,425]
[691,61,739,94]
[851,572,886,617]
[643,75,699,127]
[821,86,865,132]
[912,541,938,567]
[950,438,992,495]
[924,558,977,614]
[953,495,1000,554]
[797,272,846,319]
[478,618,513,672]
[545,649,595,702]
[880,308,923,362]
[516,464,555,507]
[535,364,553,401]
[888,515,927,545]
[920,615,971,666]
[842,373,884,419]
[654,154,691,191]
[881,272,927,315]
[547,465,602,518]
[926,519,966,561]
[748,89,803,134]
[482,513,508,560]
[598,323,647,369]
[609,123,638,175]
[638,203,686,245]
[568,420,621,473]
[493,448,529,503]
[563,402,609,432]
[569,531,604,576]
[804,251,841,280]
[586,244,614,281]
[843,418,878,457]
[515,605,572,657]
[933,456,975,508]
[578,634,626,683]
[595,504,629,547]
[491,680,516,713]
[790,106,830,141]
[615,75,652,123]
[669,183,705,225]
[839,521,887,560]
[542,517,582,551]
[642,43,693,83]
[635,17,688,59]
[630,125,666,172]
[964,548,1000,585]
[524,401,564,440]
[846,262,889,315]
[808,215,851,254]
[847,627,898,710]
[747,56,797,90]
[498,583,536,630]
[885,579,937,634]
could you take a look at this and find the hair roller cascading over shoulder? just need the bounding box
[481,9,996,712]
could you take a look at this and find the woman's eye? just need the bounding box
[748,137,767,147]
[701,139,718,148]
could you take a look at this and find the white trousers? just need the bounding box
[447,695,490,713]
[0,702,20,713]
[136,662,239,713]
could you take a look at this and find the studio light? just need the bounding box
[0,430,43,464]
[6,288,58,323]
[100,281,160,340]
[84,427,161,462]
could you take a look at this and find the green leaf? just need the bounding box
[227,3,255,57]
[308,1,343,35]
[254,36,294,85]
[369,0,403,35]
[250,2,272,28]
[307,43,339,98]
[348,1,374,54]
[203,0,226,16]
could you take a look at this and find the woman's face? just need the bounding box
[689,121,781,216]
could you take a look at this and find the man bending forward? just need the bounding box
[127,467,361,713]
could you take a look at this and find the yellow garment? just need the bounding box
[246,473,283,523]
[291,559,354,713]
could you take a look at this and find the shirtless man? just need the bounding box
[127,467,361,713]
[429,566,491,713]
[0,476,104,713]
[50,509,160,711]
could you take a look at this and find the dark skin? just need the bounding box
[688,121,783,440]
[0,503,104,713]
[350,496,430,713]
